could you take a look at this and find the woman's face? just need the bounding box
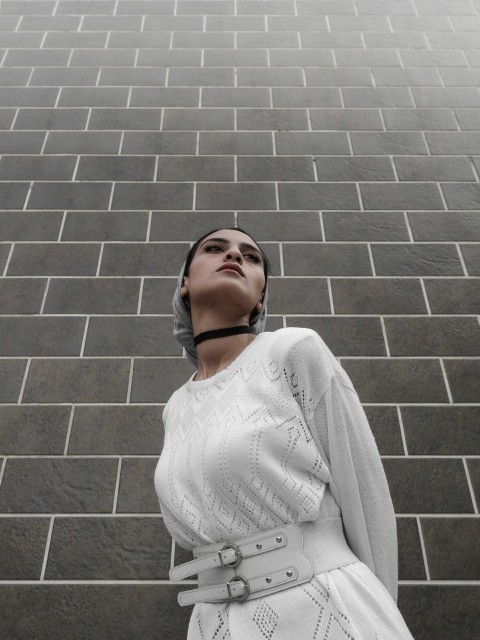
[181,229,266,319]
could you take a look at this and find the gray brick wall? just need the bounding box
[0,0,479,638]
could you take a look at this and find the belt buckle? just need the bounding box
[226,575,250,602]
[219,542,242,568]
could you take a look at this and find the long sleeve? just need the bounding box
[306,375,398,603]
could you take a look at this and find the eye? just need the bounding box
[204,244,223,252]
[245,253,261,264]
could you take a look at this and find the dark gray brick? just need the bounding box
[351,132,428,155]
[408,212,480,242]
[301,32,364,48]
[401,406,480,455]
[266,278,331,314]
[0,519,50,580]
[440,68,480,87]
[168,67,234,87]
[385,317,480,356]
[364,406,404,455]
[22,359,131,403]
[0,360,26,402]
[27,183,112,211]
[46,517,171,580]
[0,0,56,14]
[149,212,234,241]
[76,156,155,181]
[70,49,136,67]
[424,278,480,314]
[467,459,480,508]
[275,132,350,155]
[205,15,265,30]
[56,1,116,15]
[0,211,62,240]
[400,585,479,640]
[204,49,268,67]
[99,243,187,277]
[0,278,47,314]
[30,67,99,87]
[422,518,480,580]
[0,156,76,181]
[237,32,299,49]
[156,156,234,181]
[84,317,180,356]
[286,316,386,357]
[141,279,178,314]
[372,244,463,276]
[111,183,193,211]
[237,108,309,131]
[456,110,480,130]
[138,49,202,67]
[283,243,371,276]
[397,518,427,580]
[237,157,315,181]
[360,183,445,210]
[178,0,235,14]
[382,108,457,131]
[0,87,58,107]
[382,458,473,513]
[333,278,427,314]
[99,68,167,87]
[0,68,31,85]
[81,15,142,30]
[365,32,429,48]
[269,49,334,67]
[390,15,453,30]
[305,68,373,87]
[310,109,383,131]
[4,48,69,66]
[88,108,161,130]
[341,358,448,403]
[44,278,140,314]
[46,31,108,48]
[0,108,15,129]
[8,243,100,276]
[272,88,342,108]
[107,32,171,48]
[296,1,355,15]
[162,108,234,130]
[44,131,121,154]
[131,87,199,108]
[62,211,148,241]
[58,87,129,107]
[0,182,29,208]
[278,183,360,210]
[373,67,443,87]
[237,68,304,87]
[69,406,163,455]
[19,15,81,30]
[356,0,416,15]
[143,15,204,30]
[426,132,480,155]
[0,458,118,512]
[202,88,270,107]
[0,317,85,356]
[122,131,197,155]
[131,357,194,403]
[332,146,379,184]
[323,211,409,241]
[0,131,46,153]
[117,0,175,14]
[117,457,162,513]
[237,1,294,14]
[442,183,480,210]
[394,157,475,182]
[0,584,190,640]
[444,359,480,403]
[334,49,401,67]
[237,212,322,241]
[412,88,480,108]
[173,32,235,48]
[399,48,468,67]
[0,405,71,455]
[461,244,480,275]
[329,15,389,30]
[196,182,276,210]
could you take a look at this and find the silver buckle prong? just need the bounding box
[226,575,250,601]
[219,542,242,568]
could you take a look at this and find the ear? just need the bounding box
[180,277,190,306]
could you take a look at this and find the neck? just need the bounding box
[194,331,257,381]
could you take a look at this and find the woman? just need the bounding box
[154,226,415,639]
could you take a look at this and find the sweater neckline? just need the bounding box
[186,332,268,390]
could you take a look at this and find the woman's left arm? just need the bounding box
[307,375,399,603]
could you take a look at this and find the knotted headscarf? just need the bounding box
[172,259,269,367]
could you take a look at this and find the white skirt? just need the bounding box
[187,561,415,640]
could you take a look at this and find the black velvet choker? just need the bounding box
[194,325,256,347]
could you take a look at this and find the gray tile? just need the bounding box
[0,87,58,107]
[0,406,70,455]
[397,518,427,580]
[30,67,99,87]
[426,132,480,155]
[305,68,373,87]
[456,110,480,130]
[138,49,202,67]
[382,458,473,512]
[27,183,112,211]
[156,156,234,181]
[328,15,389,30]
[278,183,360,210]
[408,212,480,242]
[131,357,194,403]
[196,183,276,210]
[272,88,342,108]
[0,360,26,402]
[178,0,235,15]
[0,211,63,241]
[44,131,121,154]
[100,243,188,276]
[199,132,273,155]
[301,32,364,48]
[332,278,427,314]
[275,132,350,155]
[19,15,81,30]
[0,519,50,580]
[0,278,47,314]
[0,584,190,640]
[372,67,443,87]
[206,16,265,30]
[237,156,314,181]
[117,0,175,14]
[237,108,309,131]
[142,15,204,30]
[76,156,156,181]
[442,183,480,210]
[360,183,444,210]
[372,244,463,276]
[283,243,371,276]
[424,278,480,315]
[269,49,334,67]
[323,211,409,241]
[81,15,142,30]
[444,359,480,403]
[149,211,234,241]
[421,518,480,580]
[296,1,355,14]
[0,68,31,86]
[202,88,270,107]
[310,109,383,131]
[162,108,234,130]
[173,32,235,48]
[168,67,234,87]
[401,406,480,455]
[267,278,331,314]
[382,108,458,131]
[0,156,76,181]
[107,32,171,48]
[122,131,197,155]
[356,0,416,15]
[237,68,304,86]
[1,1,56,15]
[58,87,129,108]
[400,48,469,67]
[69,406,163,455]
[44,278,140,314]
[334,49,402,67]
[117,457,162,513]
[0,458,118,512]
[461,244,480,275]
[204,49,268,67]
[286,316,386,356]
[394,157,475,182]
[316,156,396,181]
[131,87,199,108]
[237,212,322,241]
[84,317,180,356]
[237,32,299,48]
[88,108,162,130]
[111,183,193,211]
[22,359,131,403]
[384,317,480,356]
[390,15,453,30]
[363,406,404,455]
[268,15,328,30]
[342,87,414,108]
[0,183,29,208]
[0,131,46,154]
[0,317,85,356]
[467,459,480,508]
[341,358,448,403]
[7,243,100,276]
[365,32,429,48]
[350,132,428,155]
[412,88,480,108]
[70,49,136,67]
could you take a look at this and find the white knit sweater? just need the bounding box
[154,328,410,639]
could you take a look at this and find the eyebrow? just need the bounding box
[201,237,263,257]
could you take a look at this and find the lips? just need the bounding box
[217,263,244,277]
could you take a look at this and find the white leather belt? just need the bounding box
[169,517,359,606]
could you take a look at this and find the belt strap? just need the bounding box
[170,517,358,606]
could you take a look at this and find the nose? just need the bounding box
[225,246,243,263]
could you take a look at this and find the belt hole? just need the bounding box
[286,570,293,577]
[266,577,272,583]
[256,543,262,549]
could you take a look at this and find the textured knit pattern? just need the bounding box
[154,328,414,639]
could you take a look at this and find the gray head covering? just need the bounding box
[172,258,269,367]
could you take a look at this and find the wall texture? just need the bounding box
[0,0,479,638]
